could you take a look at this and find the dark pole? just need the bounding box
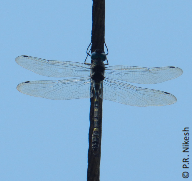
[91,0,105,52]
[87,0,105,181]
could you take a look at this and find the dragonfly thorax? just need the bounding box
[91,60,105,82]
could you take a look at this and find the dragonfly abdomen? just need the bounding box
[91,81,102,155]
[92,128,100,153]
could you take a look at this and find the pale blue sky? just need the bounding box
[0,0,191,180]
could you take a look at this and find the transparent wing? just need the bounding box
[17,77,91,100]
[103,78,177,106]
[105,65,183,84]
[15,55,90,78]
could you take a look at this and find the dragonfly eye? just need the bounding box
[91,51,106,61]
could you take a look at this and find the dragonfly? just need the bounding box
[15,49,182,154]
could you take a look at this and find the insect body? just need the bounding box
[15,49,183,154]
[90,50,106,154]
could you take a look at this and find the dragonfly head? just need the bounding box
[91,50,107,61]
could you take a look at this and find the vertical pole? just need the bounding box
[87,1,105,181]
[91,0,105,52]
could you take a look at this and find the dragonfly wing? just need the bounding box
[105,65,183,84]
[17,78,91,100]
[103,78,177,106]
[15,55,90,78]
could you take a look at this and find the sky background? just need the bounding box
[0,0,191,180]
